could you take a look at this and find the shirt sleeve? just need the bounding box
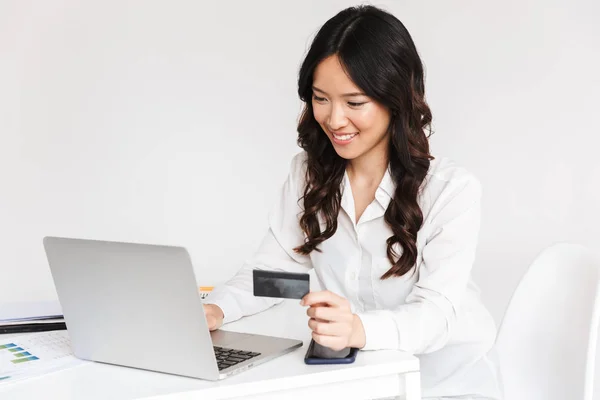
[356,174,482,354]
[204,153,313,324]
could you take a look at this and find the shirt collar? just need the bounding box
[378,166,395,198]
[341,165,396,211]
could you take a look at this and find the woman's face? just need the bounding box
[312,55,391,162]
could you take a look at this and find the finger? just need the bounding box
[306,305,352,323]
[204,307,222,331]
[312,332,348,352]
[206,314,217,330]
[308,318,351,337]
[301,290,349,309]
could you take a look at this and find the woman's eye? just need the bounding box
[348,102,366,107]
[312,95,327,102]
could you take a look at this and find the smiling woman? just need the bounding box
[310,56,391,155]
[204,5,502,400]
[294,7,433,278]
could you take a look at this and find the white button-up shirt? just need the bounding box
[206,152,503,399]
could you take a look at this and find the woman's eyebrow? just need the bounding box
[312,86,366,97]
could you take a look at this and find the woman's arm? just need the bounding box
[204,153,313,324]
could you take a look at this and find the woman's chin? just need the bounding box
[331,145,362,160]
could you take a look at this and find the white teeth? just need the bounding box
[333,133,357,141]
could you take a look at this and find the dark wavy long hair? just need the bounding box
[293,5,434,279]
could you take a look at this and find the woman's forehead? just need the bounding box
[312,55,363,96]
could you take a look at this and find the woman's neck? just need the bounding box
[346,149,388,187]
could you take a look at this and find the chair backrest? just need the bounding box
[495,243,600,400]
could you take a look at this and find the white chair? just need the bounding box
[495,243,600,400]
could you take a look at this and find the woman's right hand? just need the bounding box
[203,304,224,331]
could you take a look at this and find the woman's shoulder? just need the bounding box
[283,151,309,198]
[426,156,480,187]
[420,156,482,217]
[424,156,481,193]
[289,150,309,175]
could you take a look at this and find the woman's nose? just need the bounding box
[327,103,348,131]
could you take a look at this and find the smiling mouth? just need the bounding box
[331,132,358,141]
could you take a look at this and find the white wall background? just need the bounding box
[1,0,599,375]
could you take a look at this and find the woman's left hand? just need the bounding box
[300,290,366,351]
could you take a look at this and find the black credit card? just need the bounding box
[252,270,310,300]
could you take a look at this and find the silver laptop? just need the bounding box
[42,236,303,380]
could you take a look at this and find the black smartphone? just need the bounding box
[304,339,358,365]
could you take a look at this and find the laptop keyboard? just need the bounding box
[213,346,261,371]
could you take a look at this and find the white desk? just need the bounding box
[0,301,421,400]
